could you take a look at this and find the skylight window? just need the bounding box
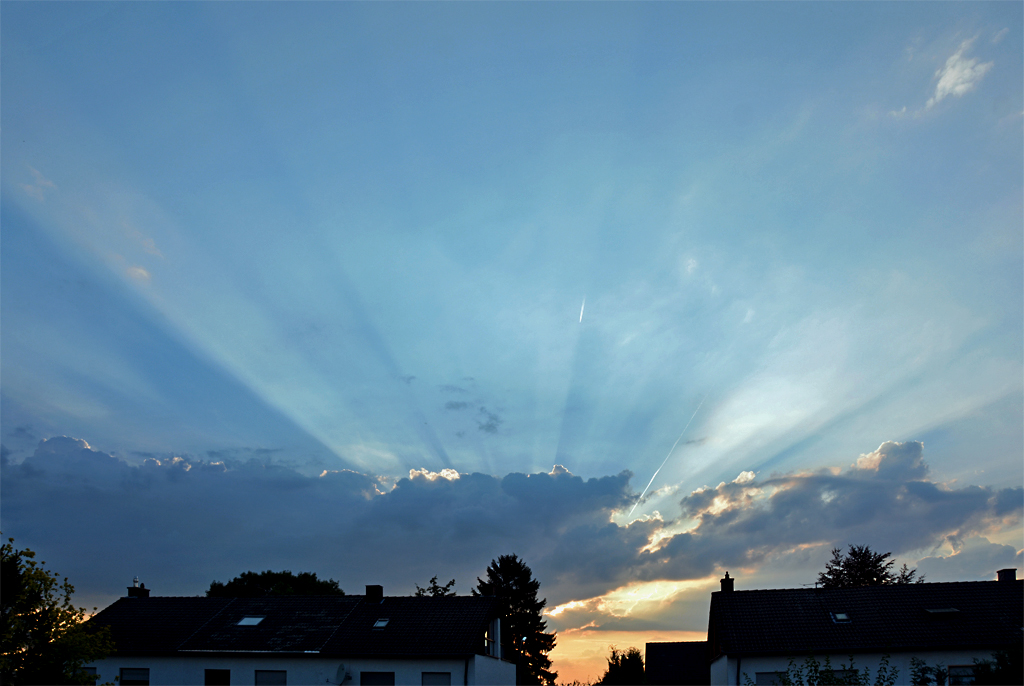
[373,618,389,629]
[237,616,265,626]
[926,607,960,614]
[831,612,851,623]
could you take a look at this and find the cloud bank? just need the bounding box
[2,438,1019,618]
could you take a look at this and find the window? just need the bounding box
[83,667,98,683]
[830,611,851,623]
[237,616,265,625]
[755,673,786,685]
[360,672,396,685]
[422,673,451,686]
[948,666,975,685]
[120,668,150,686]
[255,670,287,685]
[205,668,231,685]
[373,618,389,629]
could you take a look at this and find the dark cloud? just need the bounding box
[8,425,36,440]
[477,407,502,434]
[400,375,416,385]
[439,385,467,393]
[445,401,470,411]
[1,438,1019,618]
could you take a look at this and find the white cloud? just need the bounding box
[126,266,151,282]
[927,39,993,110]
[19,166,56,201]
[992,28,1008,45]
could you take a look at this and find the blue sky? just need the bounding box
[2,3,1022,681]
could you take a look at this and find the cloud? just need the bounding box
[126,266,151,282]
[992,28,1008,45]
[915,535,1023,581]
[926,38,993,109]
[2,437,1019,619]
[445,401,470,411]
[477,407,502,434]
[18,167,56,201]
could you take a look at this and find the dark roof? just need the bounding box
[89,595,501,658]
[709,580,1023,659]
[645,641,710,686]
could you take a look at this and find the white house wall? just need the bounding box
[712,649,1001,686]
[87,654,513,685]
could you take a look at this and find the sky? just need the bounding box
[2,3,1022,682]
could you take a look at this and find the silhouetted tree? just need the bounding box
[1,536,113,685]
[415,576,456,597]
[817,545,923,589]
[598,646,645,685]
[473,554,557,685]
[206,570,344,597]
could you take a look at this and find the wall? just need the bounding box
[87,654,511,685]
[717,649,1001,685]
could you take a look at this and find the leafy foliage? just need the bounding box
[972,644,1024,686]
[597,646,645,685]
[415,576,456,597]
[817,545,924,588]
[909,658,948,685]
[206,570,344,597]
[743,654,899,686]
[474,554,557,685]
[1,536,114,685]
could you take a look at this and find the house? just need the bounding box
[86,584,515,686]
[706,569,1022,686]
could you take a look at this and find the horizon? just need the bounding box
[2,3,1021,683]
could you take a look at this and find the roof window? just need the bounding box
[373,618,389,630]
[831,612,851,623]
[926,607,960,615]
[237,616,265,626]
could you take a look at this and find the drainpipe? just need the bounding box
[736,656,741,686]
[464,657,469,686]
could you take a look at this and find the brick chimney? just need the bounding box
[366,584,384,602]
[127,576,150,598]
[720,571,734,593]
[997,568,1017,582]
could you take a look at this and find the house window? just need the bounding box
[82,667,98,683]
[360,672,396,685]
[422,672,452,685]
[373,618,389,629]
[238,616,265,626]
[205,668,231,685]
[755,672,786,685]
[948,666,975,685]
[830,611,851,623]
[120,668,150,685]
[255,670,287,685]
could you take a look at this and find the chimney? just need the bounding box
[720,571,734,593]
[366,584,384,602]
[127,579,150,598]
[997,568,1017,582]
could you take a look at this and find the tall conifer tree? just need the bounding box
[473,554,557,685]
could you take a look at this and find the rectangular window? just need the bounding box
[255,670,287,685]
[120,668,150,686]
[82,667,98,683]
[948,666,975,685]
[205,668,231,685]
[755,673,786,686]
[422,673,452,686]
[360,672,396,686]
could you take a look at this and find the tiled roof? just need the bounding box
[709,580,1023,658]
[89,595,501,658]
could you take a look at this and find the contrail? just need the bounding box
[628,394,707,517]
[579,298,585,323]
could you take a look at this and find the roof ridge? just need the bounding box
[318,596,365,652]
[177,597,235,650]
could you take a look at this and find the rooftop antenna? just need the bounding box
[133,576,140,588]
